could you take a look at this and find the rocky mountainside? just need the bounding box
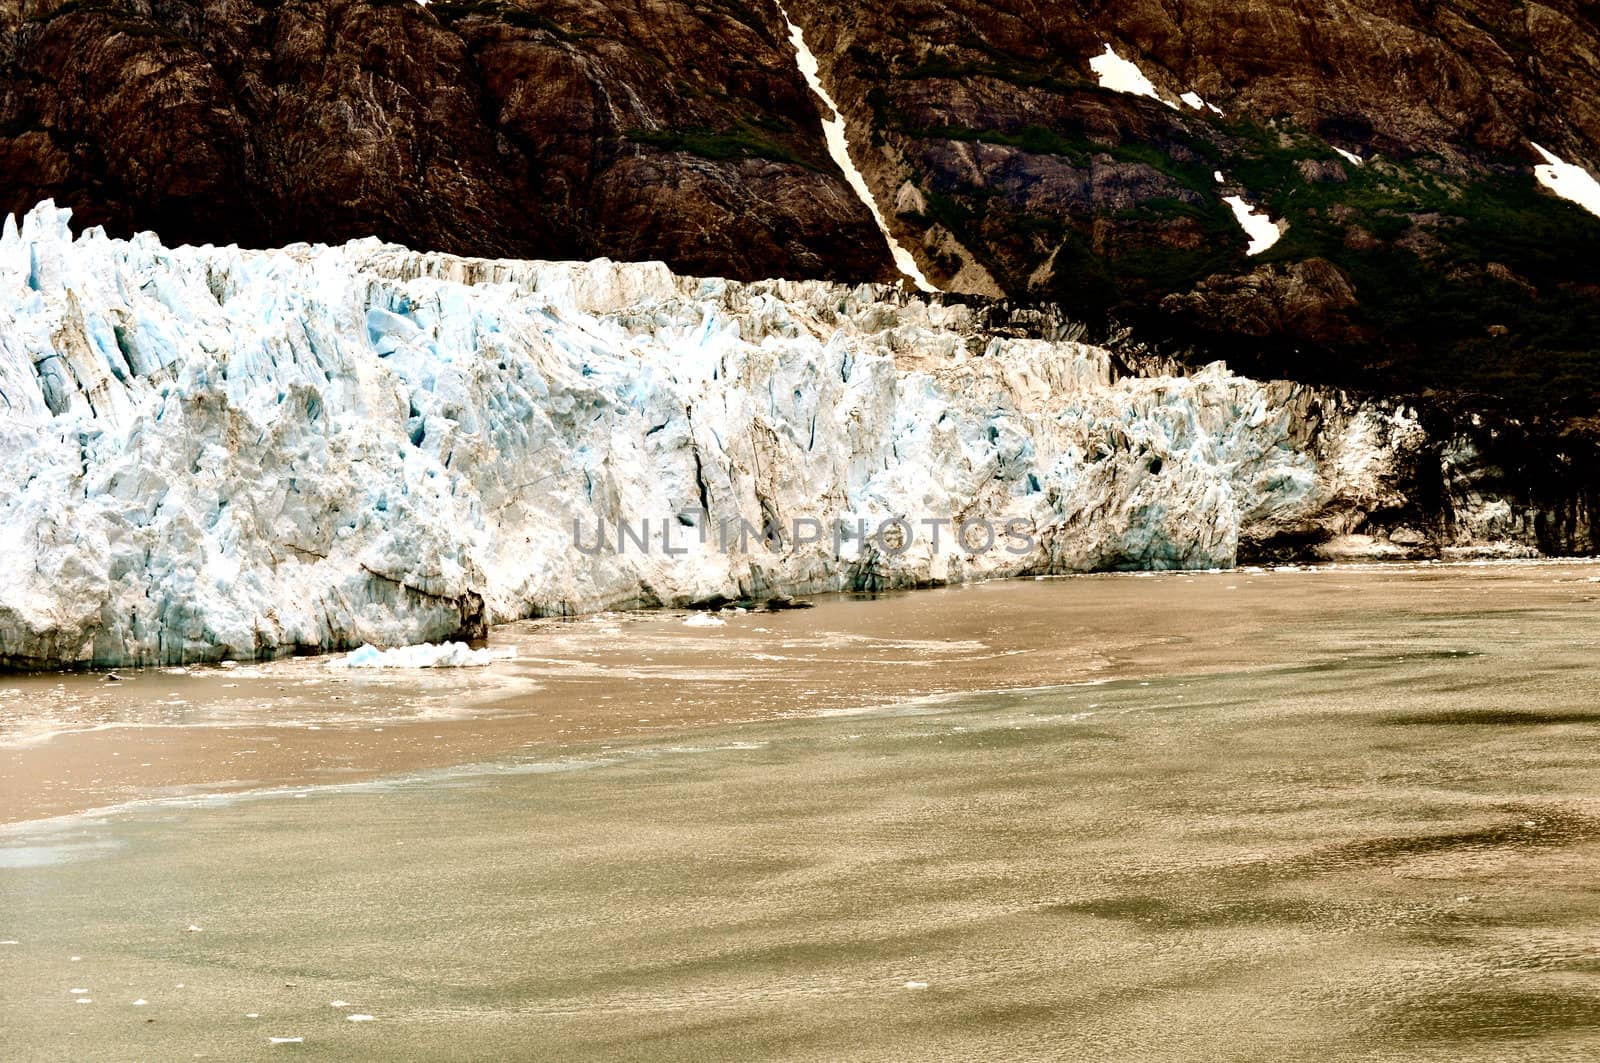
[788,0,1600,412]
[0,0,896,282]
[3,1,1598,416]
[0,201,1573,668]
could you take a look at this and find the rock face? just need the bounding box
[0,203,1576,669]
[0,0,894,284]
[784,0,1600,408]
[4,0,1599,415]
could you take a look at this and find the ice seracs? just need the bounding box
[779,7,937,293]
[1223,195,1285,255]
[1531,142,1600,220]
[0,200,1482,669]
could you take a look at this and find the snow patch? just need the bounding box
[1179,92,1221,115]
[1223,195,1285,255]
[1090,45,1177,109]
[780,8,937,293]
[1531,142,1600,220]
[682,613,726,628]
[1332,147,1363,167]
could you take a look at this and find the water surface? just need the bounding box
[3,563,1599,1059]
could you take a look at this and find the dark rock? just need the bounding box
[0,0,894,285]
[765,595,813,610]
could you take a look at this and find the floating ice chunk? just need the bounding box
[268,1037,304,1044]
[132,999,148,1006]
[1090,45,1177,109]
[186,924,203,932]
[1531,142,1600,219]
[779,6,937,292]
[69,988,87,994]
[76,998,93,1004]
[682,613,726,628]
[903,980,929,990]
[1332,147,1363,167]
[331,643,511,669]
[1223,195,1285,255]
[347,1014,375,1022]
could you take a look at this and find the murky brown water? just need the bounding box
[7,562,1593,824]
[3,562,1600,1059]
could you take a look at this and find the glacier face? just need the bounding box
[0,202,1468,669]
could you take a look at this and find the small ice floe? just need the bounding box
[332,642,512,669]
[1090,44,1176,109]
[347,1014,375,1022]
[902,980,929,990]
[268,1036,303,1044]
[1531,142,1600,219]
[682,613,726,628]
[69,955,81,962]
[186,925,203,933]
[1223,195,1285,255]
[246,1012,260,1018]
[329,1000,351,1008]
[76,998,93,1004]
[69,988,87,994]
[132,999,148,1006]
[0,940,17,945]
[1332,146,1363,167]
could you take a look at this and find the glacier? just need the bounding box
[0,201,1517,669]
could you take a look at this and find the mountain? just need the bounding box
[4,0,1599,414]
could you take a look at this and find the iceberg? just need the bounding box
[332,642,510,669]
[0,201,1462,669]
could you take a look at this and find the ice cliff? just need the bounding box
[0,202,1506,669]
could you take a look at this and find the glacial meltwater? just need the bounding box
[3,562,1600,1060]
